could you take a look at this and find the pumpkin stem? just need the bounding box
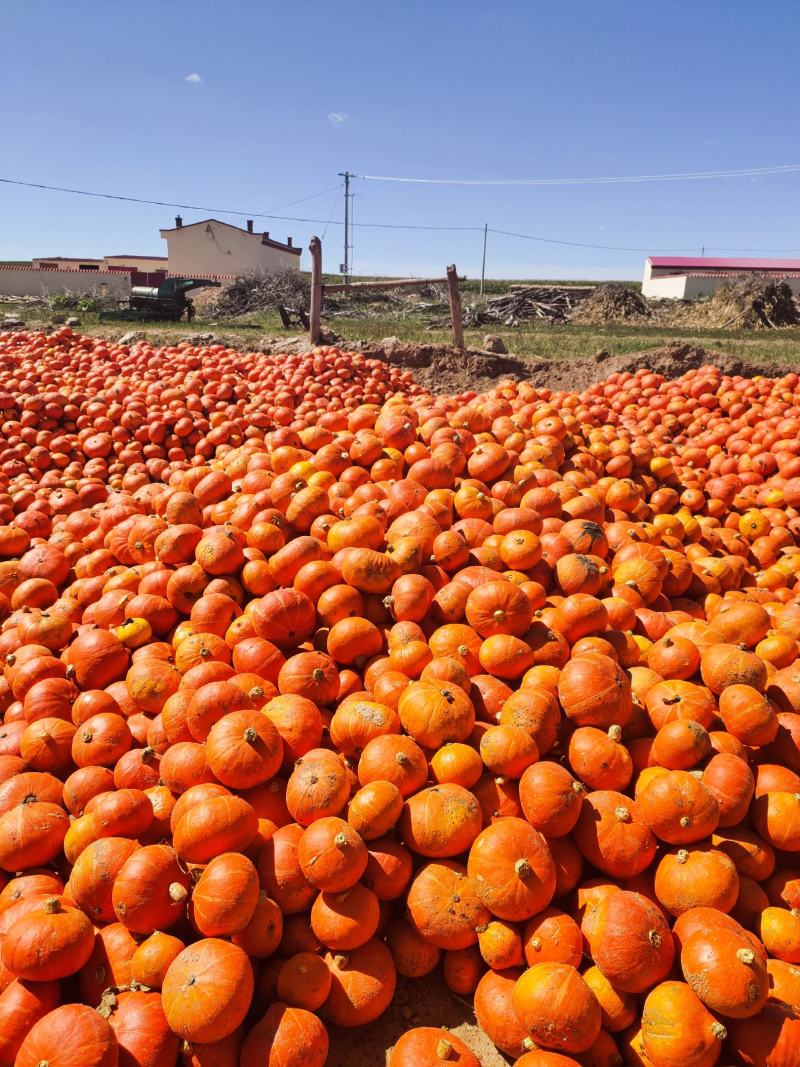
[514,858,533,879]
[711,1022,727,1040]
[436,1039,455,1061]
[168,882,188,903]
[676,849,689,864]
[43,897,62,914]
[96,988,118,1018]
[530,937,542,951]
[679,816,692,828]
[243,726,258,744]
[614,806,632,823]
[607,724,622,741]
[312,668,325,683]
[736,947,756,965]
[334,832,349,848]
[647,929,662,948]
[334,954,350,968]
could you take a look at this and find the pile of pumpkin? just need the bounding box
[2,330,800,1067]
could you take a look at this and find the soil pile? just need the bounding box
[372,339,799,396]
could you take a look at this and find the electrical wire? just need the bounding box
[5,174,800,253]
[489,227,702,253]
[320,184,343,242]
[0,176,481,230]
[355,164,800,186]
[261,184,342,214]
[0,176,343,221]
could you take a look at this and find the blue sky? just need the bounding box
[3,1,800,279]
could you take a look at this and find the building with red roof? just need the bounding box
[642,256,800,299]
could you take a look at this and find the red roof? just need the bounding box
[650,256,800,271]
[682,270,800,279]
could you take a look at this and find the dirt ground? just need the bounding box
[364,338,799,396]
[325,974,510,1066]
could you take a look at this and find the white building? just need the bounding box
[642,256,800,300]
[159,217,301,277]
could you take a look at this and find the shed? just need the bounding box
[643,256,800,299]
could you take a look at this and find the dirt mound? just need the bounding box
[569,283,651,324]
[371,340,798,396]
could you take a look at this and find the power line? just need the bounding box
[6,173,800,254]
[356,164,800,186]
[0,175,344,221]
[0,176,482,231]
[489,227,702,253]
[320,184,343,242]
[261,184,343,214]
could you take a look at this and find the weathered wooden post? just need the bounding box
[309,236,322,346]
[447,264,464,350]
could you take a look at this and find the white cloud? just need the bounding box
[184,73,203,84]
[328,111,348,127]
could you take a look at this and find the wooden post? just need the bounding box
[309,236,322,345]
[447,264,464,350]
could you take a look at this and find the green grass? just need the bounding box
[4,290,800,366]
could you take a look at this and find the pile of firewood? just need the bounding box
[427,285,594,329]
[482,285,594,324]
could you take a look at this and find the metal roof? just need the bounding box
[649,256,800,271]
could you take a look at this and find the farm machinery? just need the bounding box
[99,277,221,322]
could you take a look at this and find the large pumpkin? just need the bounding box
[511,962,601,1054]
[162,938,254,1043]
[640,981,727,1067]
[388,1027,481,1066]
[406,861,489,950]
[467,817,556,921]
[240,1003,329,1067]
[584,889,674,994]
[399,784,482,858]
[322,938,397,1027]
[557,654,632,728]
[15,1004,118,1067]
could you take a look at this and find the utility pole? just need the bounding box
[701,245,705,257]
[338,171,353,286]
[480,223,488,296]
